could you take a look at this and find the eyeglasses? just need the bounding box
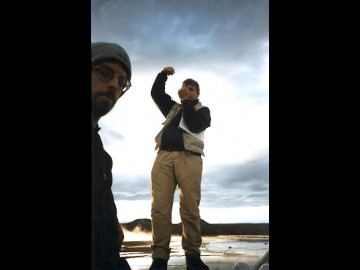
[93,65,131,94]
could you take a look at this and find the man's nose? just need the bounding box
[107,75,121,89]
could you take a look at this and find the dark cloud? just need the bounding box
[204,155,269,187]
[91,0,269,71]
[200,154,269,207]
[112,174,151,196]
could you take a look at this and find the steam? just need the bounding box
[122,225,153,242]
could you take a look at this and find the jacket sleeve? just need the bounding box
[182,100,211,133]
[151,72,176,118]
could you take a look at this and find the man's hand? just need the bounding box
[162,66,175,75]
[178,83,190,101]
[117,223,125,252]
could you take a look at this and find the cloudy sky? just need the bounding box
[91,0,269,224]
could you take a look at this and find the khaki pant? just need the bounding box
[151,150,203,260]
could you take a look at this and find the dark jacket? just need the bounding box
[92,126,120,269]
[151,72,211,152]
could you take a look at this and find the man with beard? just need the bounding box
[92,42,132,270]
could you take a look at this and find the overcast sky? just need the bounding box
[91,0,269,224]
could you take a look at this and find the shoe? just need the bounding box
[149,258,168,270]
[186,254,209,270]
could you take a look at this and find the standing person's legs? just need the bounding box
[151,150,177,260]
[174,151,203,255]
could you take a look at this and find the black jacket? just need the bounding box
[151,72,211,151]
[92,126,120,269]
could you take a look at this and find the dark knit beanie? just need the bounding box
[91,42,132,81]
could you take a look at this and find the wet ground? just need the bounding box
[121,233,269,270]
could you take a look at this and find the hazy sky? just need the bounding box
[91,0,269,223]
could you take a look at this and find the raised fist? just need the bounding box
[162,66,175,75]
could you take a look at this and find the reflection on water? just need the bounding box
[204,235,269,256]
[121,232,269,270]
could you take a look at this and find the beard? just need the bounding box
[92,92,116,118]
